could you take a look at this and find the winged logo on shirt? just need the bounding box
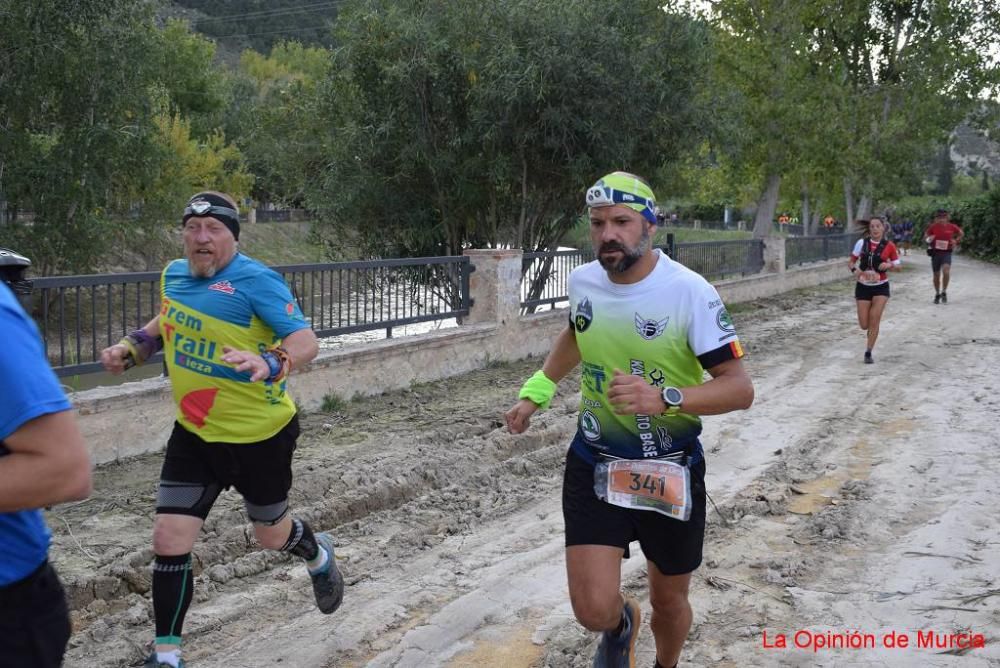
[635,313,669,340]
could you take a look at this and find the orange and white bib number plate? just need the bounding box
[594,459,692,521]
[858,270,882,286]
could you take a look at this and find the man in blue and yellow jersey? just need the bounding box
[100,192,342,668]
[506,173,754,668]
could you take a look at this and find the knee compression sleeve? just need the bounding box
[153,554,194,646]
[245,499,290,526]
[156,480,222,519]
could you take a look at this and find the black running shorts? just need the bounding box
[156,414,299,518]
[562,447,707,576]
[931,252,953,272]
[854,282,890,301]
[0,562,71,668]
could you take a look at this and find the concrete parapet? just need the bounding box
[72,250,841,464]
[762,236,786,274]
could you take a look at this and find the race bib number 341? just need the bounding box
[594,459,692,521]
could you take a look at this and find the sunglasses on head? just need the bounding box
[184,199,239,226]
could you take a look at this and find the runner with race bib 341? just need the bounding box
[505,172,754,668]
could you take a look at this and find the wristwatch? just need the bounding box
[661,386,684,414]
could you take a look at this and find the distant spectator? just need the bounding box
[891,220,905,246]
[900,219,914,255]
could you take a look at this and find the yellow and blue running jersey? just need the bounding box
[159,254,309,443]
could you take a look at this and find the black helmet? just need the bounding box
[0,247,33,310]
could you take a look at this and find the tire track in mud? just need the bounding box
[54,258,1000,667]
[539,259,1000,667]
[57,365,582,667]
[535,303,896,666]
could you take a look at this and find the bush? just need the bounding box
[958,189,1000,262]
[675,202,727,223]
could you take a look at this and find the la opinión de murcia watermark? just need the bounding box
[762,629,986,652]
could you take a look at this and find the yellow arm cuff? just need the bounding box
[518,370,557,410]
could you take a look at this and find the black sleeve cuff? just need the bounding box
[697,341,743,369]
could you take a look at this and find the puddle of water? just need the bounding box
[446,626,544,667]
[786,428,902,515]
[787,472,846,515]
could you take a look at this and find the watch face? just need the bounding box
[663,387,683,406]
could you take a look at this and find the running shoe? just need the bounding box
[592,597,641,668]
[141,653,185,668]
[864,353,874,364]
[933,293,941,304]
[309,533,344,614]
[940,292,947,304]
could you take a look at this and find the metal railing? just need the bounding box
[32,234,848,378]
[31,256,472,377]
[674,239,765,280]
[518,238,765,309]
[254,208,311,223]
[521,249,593,312]
[785,233,855,267]
[32,271,163,377]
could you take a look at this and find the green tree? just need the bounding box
[235,42,332,206]
[112,113,254,270]
[676,0,999,235]
[305,0,712,258]
[0,0,164,274]
[810,0,1000,221]
[153,19,230,139]
[680,0,843,237]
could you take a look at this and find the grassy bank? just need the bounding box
[558,218,752,250]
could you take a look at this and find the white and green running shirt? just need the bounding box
[568,249,744,466]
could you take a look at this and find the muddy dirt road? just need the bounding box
[53,255,999,667]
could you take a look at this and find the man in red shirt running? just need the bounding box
[924,209,963,304]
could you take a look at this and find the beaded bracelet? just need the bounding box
[260,346,292,382]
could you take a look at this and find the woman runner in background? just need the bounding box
[847,217,900,364]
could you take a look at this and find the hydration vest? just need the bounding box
[858,238,888,271]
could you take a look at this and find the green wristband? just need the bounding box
[518,370,557,410]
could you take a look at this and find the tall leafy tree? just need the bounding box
[306,0,711,258]
[0,5,251,274]
[0,1,166,273]
[235,42,333,206]
[680,0,1000,233]
[680,0,843,237]
[809,0,1000,220]
[153,19,230,139]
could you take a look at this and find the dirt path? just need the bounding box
[54,255,1000,667]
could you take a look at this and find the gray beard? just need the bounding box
[189,264,217,279]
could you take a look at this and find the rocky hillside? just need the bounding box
[951,121,1000,177]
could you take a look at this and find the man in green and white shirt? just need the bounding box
[506,172,754,668]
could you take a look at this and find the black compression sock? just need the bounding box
[281,518,320,561]
[153,553,193,645]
